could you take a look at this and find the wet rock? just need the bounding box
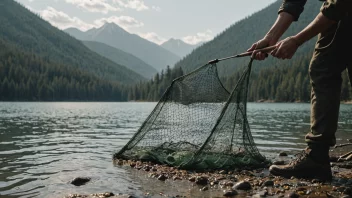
[195,176,208,185]
[188,176,196,182]
[173,176,182,181]
[273,161,285,165]
[130,163,136,167]
[116,160,123,166]
[195,177,208,185]
[219,170,227,174]
[70,177,91,186]
[257,190,268,197]
[223,190,238,197]
[338,178,349,185]
[337,186,346,192]
[296,182,308,187]
[279,152,288,157]
[233,181,252,191]
[225,181,235,187]
[344,187,352,195]
[263,180,274,187]
[288,192,299,198]
[157,174,167,181]
[215,176,226,181]
[200,186,208,191]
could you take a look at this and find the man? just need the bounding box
[248,0,351,181]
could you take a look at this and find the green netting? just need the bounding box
[114,59,268,170]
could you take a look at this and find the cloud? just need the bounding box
[94,16,144,30]
[65,0,121,14]
[182,30,213,45]
[113,0,149,11]
[40,7,94,31]
[152,6,161,12]
[138,32,166,45]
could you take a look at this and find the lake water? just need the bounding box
[0,102,351,198]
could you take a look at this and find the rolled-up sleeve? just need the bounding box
[321,0,352,21]
[278,0,307,21]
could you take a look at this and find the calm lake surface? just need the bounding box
[0,102,352,198]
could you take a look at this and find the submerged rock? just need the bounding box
[233,181,252,190]
[279,152,288,157]
[70,177,91,186]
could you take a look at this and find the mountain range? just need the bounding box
[82,41,157,79]
[65,23,180,72]
[160,38,203,58]
[0,0,146,101]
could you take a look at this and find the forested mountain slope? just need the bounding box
[174,0,322,76]
[0,0,144,84]
[0,38,131,101]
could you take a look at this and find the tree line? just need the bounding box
[1,40,350,102]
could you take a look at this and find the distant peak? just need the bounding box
[98,22,127,33]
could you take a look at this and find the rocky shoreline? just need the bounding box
[65,147,352,198]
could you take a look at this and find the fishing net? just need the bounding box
[114,59,268,170]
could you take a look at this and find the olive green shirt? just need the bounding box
[279,0,351,21]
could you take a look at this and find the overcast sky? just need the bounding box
[16,0,277,45]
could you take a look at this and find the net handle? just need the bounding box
[208,46,276,64]
[235,45,276,57]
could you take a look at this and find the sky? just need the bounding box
[16,0,277,45]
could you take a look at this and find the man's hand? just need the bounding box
[270,36,300,60]
[247,12,294,61]
[247,37,277,60]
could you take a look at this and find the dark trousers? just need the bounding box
[305,16,352,147]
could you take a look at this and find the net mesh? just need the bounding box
[114,59,268,170]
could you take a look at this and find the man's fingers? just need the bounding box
[247,43,257,52]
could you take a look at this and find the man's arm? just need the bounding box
[278,0,307,21]
[271,12,336,59]
[248,0,306,60]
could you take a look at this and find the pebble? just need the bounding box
[223,190,238,197]
[219,170,227,174]
[70,177,91,186]
[263,180,274,186]
[279,152,288,157]
[233,181,252,191]
[116,160,123,166]
[344,187,352,195]
[200,186,208,191]
[157,174,167,181]
[288,192,299,198]
[195,176,208,185]
[259,190,268,197]
[273,161,285,165]
[188,176,196,182]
